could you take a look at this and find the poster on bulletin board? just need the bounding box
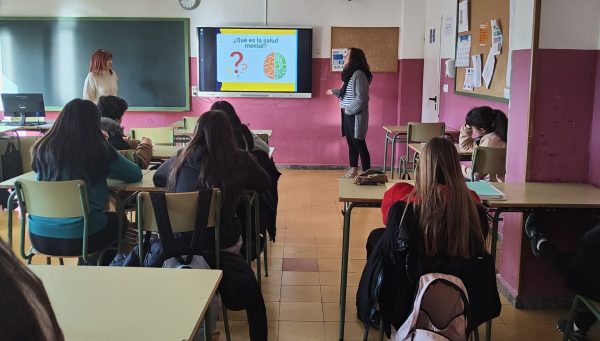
[331,48,348,72]
[454,0,510,102]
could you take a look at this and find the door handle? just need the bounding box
[428,96,437,103]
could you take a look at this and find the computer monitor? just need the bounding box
[1,93,45,126]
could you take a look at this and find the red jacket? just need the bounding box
[381,182,482,225]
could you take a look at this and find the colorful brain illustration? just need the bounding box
[263,52,287,80]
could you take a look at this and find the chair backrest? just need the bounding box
[18,136,39,173]
[182,116,200,134]
[130,127,175,145]
[137,189,220,233]
[407,122,446,143]
[471,146,506,181]
[15,179,88,218]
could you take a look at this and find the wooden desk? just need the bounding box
[0,123,53,134]
[382,125,460,178]
[408,143,472,160]
[152,145,183,159]
[0,170,159,191]
[30,265,222,341]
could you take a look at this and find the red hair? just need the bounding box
[89,49,113,74]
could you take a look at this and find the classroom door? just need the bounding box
[422,17,442,123]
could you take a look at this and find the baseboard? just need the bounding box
[497,275,574,309]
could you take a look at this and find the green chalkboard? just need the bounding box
[0,17,189,111]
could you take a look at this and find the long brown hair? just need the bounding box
[167,110,248,207]
[0,239,64,340]
[32,99,117,185]
[89,49,113,75]
[410,137,484,258]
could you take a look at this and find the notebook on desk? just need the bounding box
[466,182,506,200]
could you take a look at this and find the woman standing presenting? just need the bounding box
[327,47,373,178]
[83,49,118,103]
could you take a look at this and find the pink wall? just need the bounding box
[397,59,424,125]
[439,59,510,131]
[497,49,532,298]
[44,58,401,166]
[529,49,598,182]
[589,51,600,186]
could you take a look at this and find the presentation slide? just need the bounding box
[216,29,298,92]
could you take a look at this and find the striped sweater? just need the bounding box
[332,70,370,139]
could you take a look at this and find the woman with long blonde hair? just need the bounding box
[358,137,499,336]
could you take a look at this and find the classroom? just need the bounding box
[0,0,599,340]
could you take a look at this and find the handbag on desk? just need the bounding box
[354,169,388,186]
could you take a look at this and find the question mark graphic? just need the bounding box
[230,51,243,74]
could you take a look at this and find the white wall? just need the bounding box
[539,0,600,50]
[0,0,405,58]
[510,0,534,50]
[399,0,426,59]
[267,0,403,58]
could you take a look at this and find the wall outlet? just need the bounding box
[191,85,198,96]
[315,48,321,55]
[443,84,449,93]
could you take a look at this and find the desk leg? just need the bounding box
[339,202,355,341]
[486,209,503,341]
[383,132,389,173]
[390,135,397,179]
[204,302,213,341]
[6,191,16,246]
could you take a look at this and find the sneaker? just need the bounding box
[524,211,548,257]
[557,319,588,341]
[340,167,359,179]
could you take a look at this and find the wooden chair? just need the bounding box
[13,179,113,265]
[562,295,600,341]
[470,147,506,182]
[183,116,200,134]
[399,122,445,179]
[136,189,231,341]
[130,127,175,146]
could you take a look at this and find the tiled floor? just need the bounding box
[2,169,599,340]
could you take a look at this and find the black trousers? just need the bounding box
[342,111,371,170]
[29,212,119,257]
[205,251,268,341]
[538,223,600,331]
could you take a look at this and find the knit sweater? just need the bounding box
[83,70,118,103]
[332,70,370,140]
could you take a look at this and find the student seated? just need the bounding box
[525,212,600,339]
[0,238,64,340]
[30,99,143,260]
[210,100,270,153]
[358,137,500,336]
[97,95,153,169]
[212,100,281,242]
[459,106,508,181]
[153,110,269,341]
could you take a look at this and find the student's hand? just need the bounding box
[460,124,473,135]
[325,89,333,95]
[101,130,109,141]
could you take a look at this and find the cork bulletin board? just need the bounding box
[454,0,510,102]
[331,27,399,72]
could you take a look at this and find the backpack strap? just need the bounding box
[149,190,213,265]
[187,189,213,260]
[149,192,183,263]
